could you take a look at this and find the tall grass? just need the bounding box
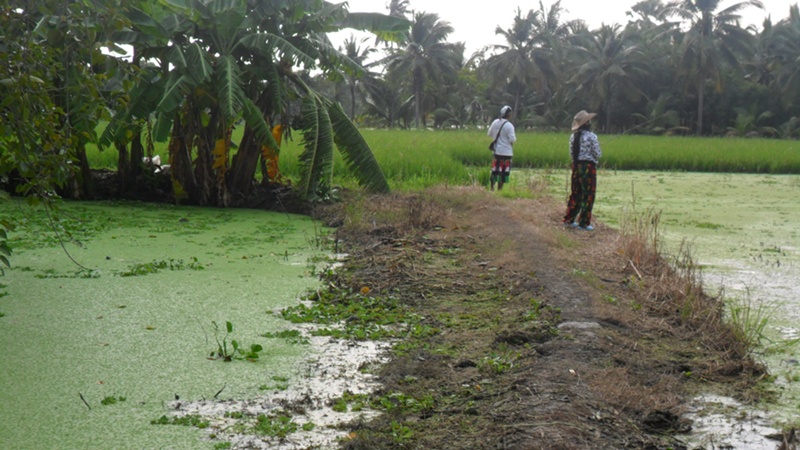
[618,197,775,359]
[84,128,800,189]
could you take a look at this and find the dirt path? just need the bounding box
[315,186,768,450]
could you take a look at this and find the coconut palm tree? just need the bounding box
[486,7,563,122]
[663,0,764,135]
[382,11,459,129]
[361,76,415,128]
[486,9,539,118]
[340,35,377,119]
[569,24,647,132]
[771,5,800,106]
[387,0,410,18]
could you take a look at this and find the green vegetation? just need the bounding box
[280,286,438,341]
[727,295,777,356]
[259,329,310,345]
[258,375,290,392]
[151,414,209,429]
[251,414,297,438]
[100,396,127,406]
[210,321,264,362]
[83,131,800,195]
[119,257,204,277]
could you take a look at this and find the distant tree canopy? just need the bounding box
[2,0,800,206]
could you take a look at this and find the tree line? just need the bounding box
[1,0,799,209]
[320,0,800,139]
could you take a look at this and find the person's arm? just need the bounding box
[588,132,601,159]
[506,124,516,145]
[487,119,498,137]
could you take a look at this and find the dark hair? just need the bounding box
[570,122,591,162]
[571,130,582,162]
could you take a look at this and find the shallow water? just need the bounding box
[543,170,800,444]
[0,201,326,449]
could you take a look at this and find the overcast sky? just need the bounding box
[334,0,798,55]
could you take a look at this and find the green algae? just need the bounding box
[546,169,800,425]
[0,201,327,449]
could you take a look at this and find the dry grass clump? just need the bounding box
[403,194,443,230]
[314,191,445,245]
[589,367,683,415]
[619,206,763,360]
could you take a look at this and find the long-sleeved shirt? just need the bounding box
[569,130,602,164]
[487,118,516,157]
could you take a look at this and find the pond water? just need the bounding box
[2,171,798,448]
[0,201,327,449]
[542,169,800,446]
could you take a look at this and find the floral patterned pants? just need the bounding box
[563,162,597,227]
[491,155,512,183]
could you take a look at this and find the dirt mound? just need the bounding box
[313,186,765,450]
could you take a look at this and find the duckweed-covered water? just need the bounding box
[539,169,800,442]
[0,201,326,449]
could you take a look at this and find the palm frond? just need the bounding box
[157,73,194,113]
[238,33,316,68]
[296,96,335,201]
[325,99,390,193]
[339,12,410,43]
[262,62,287,118]
[98,76,163,148]
[216,54,245,121]
[242,98,279,150]
[153,110,175,142]
[167,45,189,70]
[186,42,213,83]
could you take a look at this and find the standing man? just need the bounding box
[563,110,602,231]
[487,105,516,191]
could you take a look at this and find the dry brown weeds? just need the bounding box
[314,186,768,450]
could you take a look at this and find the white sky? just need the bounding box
[336,0,798,54]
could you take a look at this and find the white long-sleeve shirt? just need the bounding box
[487,118,516,157]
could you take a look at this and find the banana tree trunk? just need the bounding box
[115,140,129,195]
[228,126,260,199]
[168,118,199,204]
[72,144,95,199]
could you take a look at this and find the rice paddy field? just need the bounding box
[86,128,800,190]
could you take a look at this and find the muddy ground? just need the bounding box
[309,186,779,450]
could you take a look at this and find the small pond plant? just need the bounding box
[210,320,264,362]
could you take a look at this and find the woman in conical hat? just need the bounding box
[563,110,602,231]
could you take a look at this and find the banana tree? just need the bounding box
[103,0,406,205]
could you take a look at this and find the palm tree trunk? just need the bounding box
[414,67,423,129]
[696,81,704,136]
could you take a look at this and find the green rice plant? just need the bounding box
[86,128,800,193]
